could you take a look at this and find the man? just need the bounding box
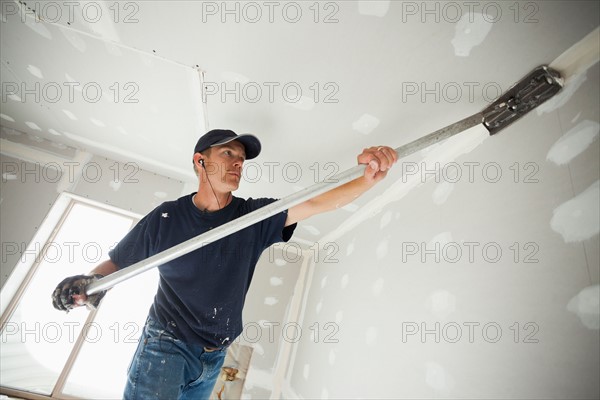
[52,129,397,399]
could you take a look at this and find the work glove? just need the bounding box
[52,274,106,312]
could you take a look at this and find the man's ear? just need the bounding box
[193,153,204,168]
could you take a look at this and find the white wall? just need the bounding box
[283,65,600,399]
[1,154,62,287]
[241,244,306,398]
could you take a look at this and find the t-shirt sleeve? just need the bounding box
[247,198,297,249]
[108,207,161,270]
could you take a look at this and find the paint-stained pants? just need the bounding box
[123,317,226,400]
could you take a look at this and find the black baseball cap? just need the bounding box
[193,129,261,160]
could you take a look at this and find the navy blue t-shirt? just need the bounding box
[108,193,296,348]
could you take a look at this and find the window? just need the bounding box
[0,194,159,399]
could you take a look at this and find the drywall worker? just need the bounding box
[51,129,398,399]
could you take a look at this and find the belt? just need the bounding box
[203,346,222,352]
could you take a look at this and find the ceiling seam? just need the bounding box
[11,2,204,73]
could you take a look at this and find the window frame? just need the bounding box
[0,192,142,399]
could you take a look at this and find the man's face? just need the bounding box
[203,140,246,191]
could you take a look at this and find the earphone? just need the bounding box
[197,157,230,211]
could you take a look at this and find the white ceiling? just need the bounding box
[1,0,599,239]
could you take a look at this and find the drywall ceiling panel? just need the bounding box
[0,5,206,180]
[73,0,598,228]
[57,1,599,161]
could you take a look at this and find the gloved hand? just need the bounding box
[52,274,106,312]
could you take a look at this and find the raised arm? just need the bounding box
[285,146,397,226]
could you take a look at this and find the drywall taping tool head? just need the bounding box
[481,66,563,135]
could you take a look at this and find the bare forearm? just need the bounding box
[316,145,398,212]
[90,259,119,276]
[309,175,377,213]
[286,146,397,226]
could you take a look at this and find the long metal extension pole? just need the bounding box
[86,113,483,295]
[87,65,563,295]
